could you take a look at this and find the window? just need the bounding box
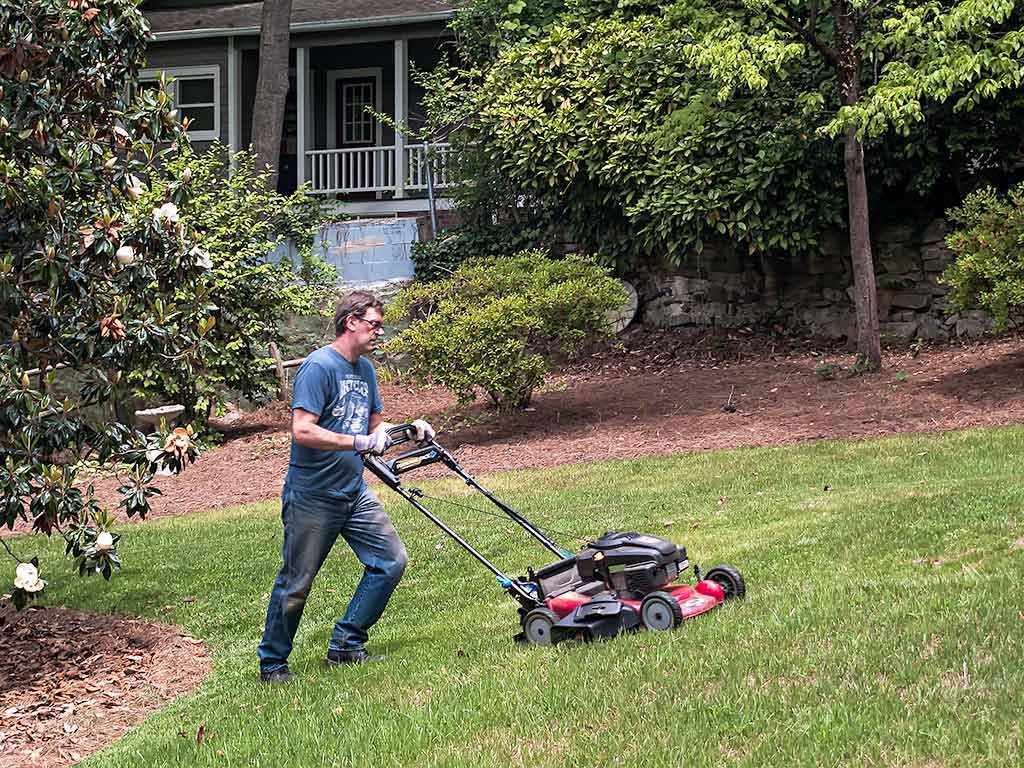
[138,65,220,142]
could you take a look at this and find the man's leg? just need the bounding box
[330,488,408,653]
[258,488,341,674]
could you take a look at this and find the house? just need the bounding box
[140,0,458,217]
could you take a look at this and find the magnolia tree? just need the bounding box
[0,0,211,608]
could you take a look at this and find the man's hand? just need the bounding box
[411,418,435,442]
[353,427,392,455]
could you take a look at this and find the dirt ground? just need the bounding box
[4,327,1024,767]
[0,606,209,768]
[86,328,1024,521]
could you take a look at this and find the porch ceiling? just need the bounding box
[146,0,457,38]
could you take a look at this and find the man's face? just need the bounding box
[347,307,385,355]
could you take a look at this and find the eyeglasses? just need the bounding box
[354,316,385,332]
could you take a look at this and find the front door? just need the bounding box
[336,77,377,191]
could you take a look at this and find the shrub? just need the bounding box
[1,0,204,599]
[125,144,335,422]
[943,183,1024,330]
[385,252,626,409]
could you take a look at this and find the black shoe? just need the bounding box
[326,647,384,665]
[259,666,293,683]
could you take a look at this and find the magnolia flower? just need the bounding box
[180,167,192,183]
[115,245,136,265]
[163,426,195,461]
[100,315,126,340]
[125,174,145,201]
[96,531,114,552]
[13,562,45,593]
[189,246,212,270]
[152,202,179,226]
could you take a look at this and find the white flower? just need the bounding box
[115,245,137,265]
[96,531,114,552]
[189,246,213,270]
[14,562,37,590]
[125,175,145,201]
[180,167,192,183]
[13,562,45,593]
[153,202,179,225]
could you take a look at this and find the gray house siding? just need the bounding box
[144,39,231,151]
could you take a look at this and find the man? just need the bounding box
[257,290,434,682]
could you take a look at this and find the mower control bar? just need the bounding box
[360,423,568,607]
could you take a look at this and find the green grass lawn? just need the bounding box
[20,427,1024,767]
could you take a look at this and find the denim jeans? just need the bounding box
[257,484,407,673]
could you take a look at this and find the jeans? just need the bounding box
[257,484,407,673]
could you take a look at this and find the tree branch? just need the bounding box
[1,535,21,563]
[767,5,839,67]
[859,0,885,20]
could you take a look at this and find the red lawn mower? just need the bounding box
[365,425,746,646]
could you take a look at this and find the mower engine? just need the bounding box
[576,531,687,598]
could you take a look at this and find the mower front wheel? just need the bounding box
[705,564,746,600]
[522,607,558,646]
[640,591,683,631]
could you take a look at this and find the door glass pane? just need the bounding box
[343,82,375,144]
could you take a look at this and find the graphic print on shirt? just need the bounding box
[331,376,371,434]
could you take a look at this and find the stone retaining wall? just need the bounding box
[632,219,993,342]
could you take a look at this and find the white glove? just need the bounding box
[411,418,435,442]
[353,428,392,455]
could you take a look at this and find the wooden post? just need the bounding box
[269,341,288,401]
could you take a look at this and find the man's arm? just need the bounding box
[291,409,361,451]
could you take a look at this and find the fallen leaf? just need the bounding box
[196,724,205,744]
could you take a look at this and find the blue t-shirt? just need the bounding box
[285,346,383,500]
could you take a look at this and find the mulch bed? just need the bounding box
[80,328,1024,522]
[3,326,1024,767]
[0,605,209,768]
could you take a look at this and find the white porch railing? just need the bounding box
[306,142,454,196]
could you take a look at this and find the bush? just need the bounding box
[385,253,626,409]
[126,144,335,422]
[943,183,1024,330]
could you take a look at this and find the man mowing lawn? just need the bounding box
[257,290,434,682]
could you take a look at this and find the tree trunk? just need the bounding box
[251,0,293,190]
[835,2,881,369]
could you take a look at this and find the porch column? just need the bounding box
[227,36,241,163]
[394,37,408,199]
[296,46,308,187]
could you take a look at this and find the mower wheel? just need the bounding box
[522,607,559,646]
[640,591,683,631]
[705,564,746,600]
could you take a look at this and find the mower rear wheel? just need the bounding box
[640,591,683,631]
[705,564,746,600]
[522,607,558,646]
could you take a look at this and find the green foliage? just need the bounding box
[125,144,335,421]
[385,253,626,408]
[0,0,206,597]
[943,183,1024,329]
[428,1,1024,273]
[836,2,1024,139]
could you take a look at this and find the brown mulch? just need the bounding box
[0,605,209,768]
[3,326,1024,768]
[80,327,1024,521]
